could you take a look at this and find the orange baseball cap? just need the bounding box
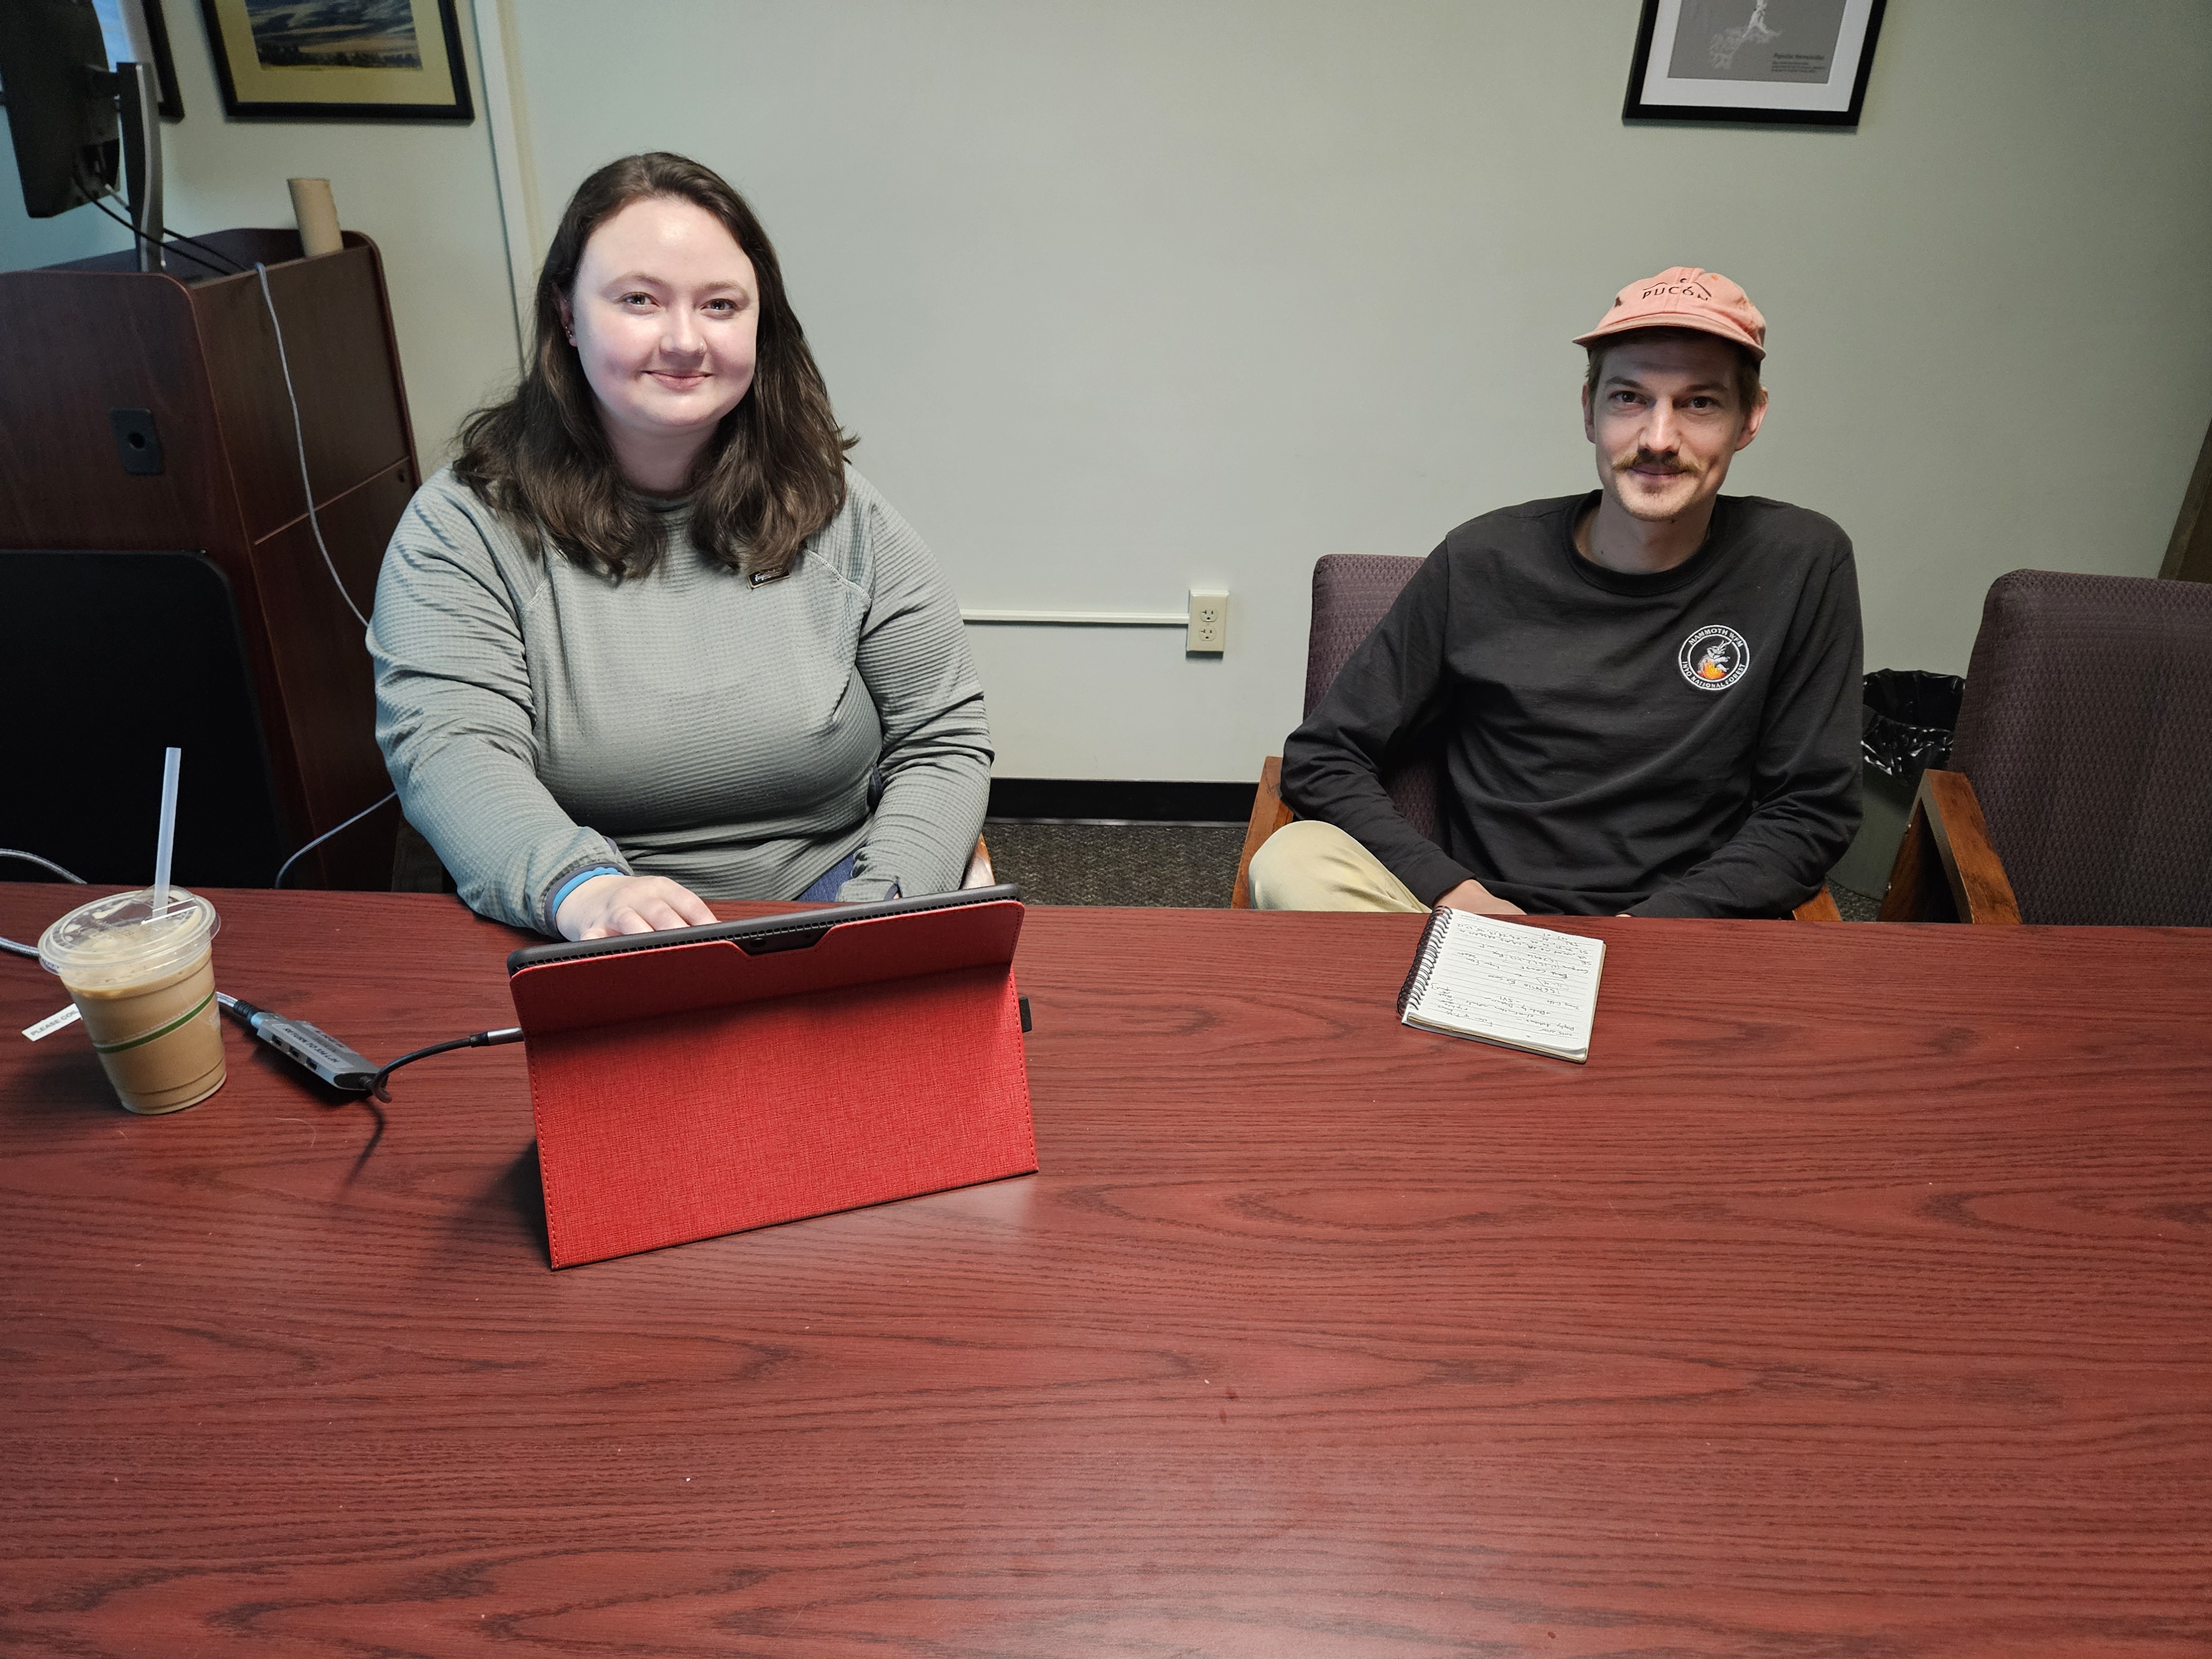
[1573,266,1766,361]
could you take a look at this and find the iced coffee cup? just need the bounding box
[39,888,225,1114]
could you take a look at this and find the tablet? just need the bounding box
[504,884,1036,1267]
[505,883,1025,974]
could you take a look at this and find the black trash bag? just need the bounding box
[1861,669,1963,778]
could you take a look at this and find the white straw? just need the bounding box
[152,747,181,914]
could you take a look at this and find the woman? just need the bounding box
[370,153,991,940]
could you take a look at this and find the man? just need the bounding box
[1250,266,1860,917]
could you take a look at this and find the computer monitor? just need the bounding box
[1,0,163,270]
[0,0,119,217]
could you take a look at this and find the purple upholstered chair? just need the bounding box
[1881,569,2212,925]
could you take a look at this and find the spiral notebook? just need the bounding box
[1395,910,1606,1063]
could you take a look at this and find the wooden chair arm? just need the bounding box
[961,834,994,890]
[1792,887,1844,922]
[1876,769,2022,924]
[1231,757,1298,909]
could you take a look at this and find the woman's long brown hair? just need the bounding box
[454,152,852,580]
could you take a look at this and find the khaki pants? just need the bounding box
[1247,820,1428,912]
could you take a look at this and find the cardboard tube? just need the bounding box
[288,178,342,258]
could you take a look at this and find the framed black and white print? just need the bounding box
[197,0,474,122]
[1624,0,1888,128]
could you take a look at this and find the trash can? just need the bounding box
[1830,669,1964,899]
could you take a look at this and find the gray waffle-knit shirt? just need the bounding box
[369,465,992,935]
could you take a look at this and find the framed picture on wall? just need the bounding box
[93,0,187,119]
[1624,0,1888,128]
[197,0,473,121]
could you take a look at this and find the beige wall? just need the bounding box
[0,0,517,469]
[495,0,2212,779]
[12,2,2212,780]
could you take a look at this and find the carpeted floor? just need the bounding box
[983,822,1248,907]
[985,819,1886,917]
[1830,883,1881,921]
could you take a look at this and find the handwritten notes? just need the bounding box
[1396,910,1604,1063]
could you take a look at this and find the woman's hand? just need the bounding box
[1434,879,1527,917]
[556,873,717,940]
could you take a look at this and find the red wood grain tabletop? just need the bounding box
[2,884,2208,1657]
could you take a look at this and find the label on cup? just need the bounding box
[23,1004,83,1041]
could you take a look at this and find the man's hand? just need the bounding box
[556,873,716,940]
[1434,879,1526,916]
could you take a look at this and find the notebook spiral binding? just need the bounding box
[1395,908,1454,1017]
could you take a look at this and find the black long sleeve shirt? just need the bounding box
[1280,491,1863,917]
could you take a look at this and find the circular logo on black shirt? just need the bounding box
[1678,624,1749,691]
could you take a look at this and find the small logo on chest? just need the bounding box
[1678,624,1750,691]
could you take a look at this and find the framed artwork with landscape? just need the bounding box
[1624,0,1888,128]
[197,0,473,121]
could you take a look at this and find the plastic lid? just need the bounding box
[38,888,220,987]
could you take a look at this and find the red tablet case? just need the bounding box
[506,899,1034,1267]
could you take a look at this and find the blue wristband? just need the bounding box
[548,864,624,922]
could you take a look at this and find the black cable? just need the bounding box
[1,848,88,958]
[368,1026,524,1102]
[0,848,87,884]
[274,790,397,887]
[87,190,249,276]
[90,189,250,275]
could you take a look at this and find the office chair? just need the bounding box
[1232,554,1846,921]
[0,550,289,888]
[1879,568,2212,925]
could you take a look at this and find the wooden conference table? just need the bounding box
[1,884,2208,1657]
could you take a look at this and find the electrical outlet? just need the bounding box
[1187,587,1229,654]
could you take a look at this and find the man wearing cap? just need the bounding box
[1250,267,1861,917]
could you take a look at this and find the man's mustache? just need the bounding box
[1614,448,1703,478]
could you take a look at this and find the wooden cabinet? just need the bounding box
[0,229,418,889]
